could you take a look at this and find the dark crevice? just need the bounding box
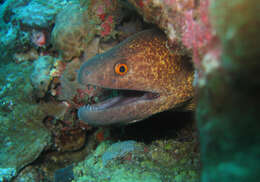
[110,110,196,144]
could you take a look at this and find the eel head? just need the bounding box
[77,29,194,125]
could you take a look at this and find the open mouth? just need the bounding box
[83,86,160,112]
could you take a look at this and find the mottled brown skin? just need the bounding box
[78,29,194,125]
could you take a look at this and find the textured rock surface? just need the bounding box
[0,24,20,64]
[85,0,123,39]
[73,140,200,182]
[0,62,51,181]
[127,0,197,54]
[0,0,68,64]
[30,56,54,98]
[12,0,69,28]
[51,2,92,60]
[13,166,41,182]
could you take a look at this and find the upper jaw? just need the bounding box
[77,86,161,125]
[82,87,160,111]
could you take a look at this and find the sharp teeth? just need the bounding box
[87,105,97,111]
[84,105,96,111]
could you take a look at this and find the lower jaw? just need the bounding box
[77,101,151,125]
[77,98,162,125]
[77,88,161,125]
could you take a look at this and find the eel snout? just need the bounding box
[78,86,161,125]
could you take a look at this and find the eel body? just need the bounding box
[78,29,194,125]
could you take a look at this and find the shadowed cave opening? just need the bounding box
[109,110,197,144]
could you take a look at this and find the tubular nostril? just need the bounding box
[77,66,91,84]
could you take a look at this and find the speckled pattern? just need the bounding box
[78,29,195,125]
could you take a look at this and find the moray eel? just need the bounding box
[78,29,194,125]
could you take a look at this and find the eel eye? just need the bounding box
[115,63,128,76]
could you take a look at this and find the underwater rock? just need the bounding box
[54,126,87,152]
[0,1,39,64]
[12,0,69,29]
[51,0,139,61]
[51,3,92,61]
[0,23,19,64]
[13,166,42,182]
[0,62,51,181]
[128,0,209,57]
[30,56,54,98]
[0,22,32,64]
[195,0,260,182]
[72,140,200,182]
[13,49,39,63]
[116,17,144,41]
[86,0,122,39]
[0,0,25,26]
[0,0,72,64]
[58,58,84,101]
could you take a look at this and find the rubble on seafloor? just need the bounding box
[0,0,204,181]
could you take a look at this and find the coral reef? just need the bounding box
[51,2,93,61]
[0,22,30,64]
[127,0,213,61]
[0,0,70,64]
[0,0,139,181]
[12,0,68,29]
[128,0,196,46]
[57,58,84,101]
[13,49,39,63]
[0,62,51,181]
[1,0,258,182]
[30,56,54,98]
[51,0,129,61]
[85,0,123,39]
[0,0,204,181]
[72,139,200,182]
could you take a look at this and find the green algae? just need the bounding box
[0,62,51,180]
[72,139,200,182]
